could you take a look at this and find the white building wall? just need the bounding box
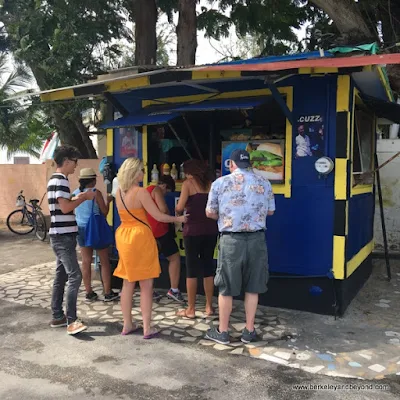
[374,139,400,253]
[0,148,41,165]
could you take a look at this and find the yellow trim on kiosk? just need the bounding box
[333,236,346,279]
[347,240,374,278]
[192,70,241,80]
[106,129,113,156]
[142,126,148,187]
[143,87,293,198]
[376,66,394,102]
[352,185,373,195]
[106,128,114,226]
[332,75,351,280]
[298,67,338,74]
[40,89,75,102]
[350,89,374,197]
[334,159,348,200]
[107,76,150,92]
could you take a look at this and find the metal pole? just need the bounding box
[209,120,216,173]
[375,153,391,281]
[182,115,203,160]
[167,122,192,159]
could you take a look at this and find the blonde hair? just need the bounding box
[117,158,143,192]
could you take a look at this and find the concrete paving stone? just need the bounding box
[262,333,276,340]
[259,354,289,366]
[296,352,311,361]
[385,331,400,337]
[375,303,390,308]
[198,340,215,346]
[194,323,210,331]
[153,315,165,321]
[165,311,176,316]
[229,342,244,348]
[214,344,231,351]
[231,323,246,332]
[368,364,386,373]
[317,354,334,362]
[161,320,175,326]
[177,319,195,326]
[170,327,185,332]
[156,307,174,312]
[249,348,262,357]
[180,336,197,343]
[230,348,244,355]
[173,333,184,338]
[348,362,362,368]
[274,351,292,361]
[187,329,203,338]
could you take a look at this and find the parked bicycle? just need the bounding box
[6,191,47,241]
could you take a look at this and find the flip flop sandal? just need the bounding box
[121,324,141,336]
[176,309,196,319]
[143,329,159,340]
[204,308,216,317]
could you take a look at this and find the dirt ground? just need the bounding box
[0,222,54,274]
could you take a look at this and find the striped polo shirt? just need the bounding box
[47,173,78,235]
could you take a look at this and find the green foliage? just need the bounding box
[0,55,52,157]
[0,0,127,88]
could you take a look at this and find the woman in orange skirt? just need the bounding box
[114,158,186,338]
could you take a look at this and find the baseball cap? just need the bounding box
[230,149,251,169]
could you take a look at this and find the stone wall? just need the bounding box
[0,160,106,221]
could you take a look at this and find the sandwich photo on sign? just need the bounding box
[245,141,284,182]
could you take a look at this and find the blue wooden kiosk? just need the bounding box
[40,49,400,316]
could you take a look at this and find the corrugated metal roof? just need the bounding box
[200,53,400,72]
[215,50,333,66]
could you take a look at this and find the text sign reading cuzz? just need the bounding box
[298,115,323,123]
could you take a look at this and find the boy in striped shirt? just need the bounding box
[47,145,96,335]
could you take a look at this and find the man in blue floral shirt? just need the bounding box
[205,149,275,345]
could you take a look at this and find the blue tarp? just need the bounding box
[216,51,334,66]
[100,110,180,129]
[172,97,270,112]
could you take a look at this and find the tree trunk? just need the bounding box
[132,0,157,65]
[51,106,97,158]
[176,0,197,66]
[309,0,378,44]
[310,0,400,92]
[30,65,97,158]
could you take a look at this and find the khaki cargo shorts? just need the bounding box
[214,231,269,297]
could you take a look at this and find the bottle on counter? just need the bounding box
[171,163,178,181]
[162,163,170,176]
[151,164,159,183]
[179,163,185,180]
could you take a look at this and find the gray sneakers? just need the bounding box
[205,327,230,345]
[241,328,257,344]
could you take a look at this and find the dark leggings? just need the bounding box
[184,235,218,279]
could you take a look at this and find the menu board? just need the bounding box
[221,140,285,183]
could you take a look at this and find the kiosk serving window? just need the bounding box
[144,96,287,186]
[352,105,375,185]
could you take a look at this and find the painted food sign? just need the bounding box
[222,140,285,182]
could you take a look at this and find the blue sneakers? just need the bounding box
[205,327,230,345]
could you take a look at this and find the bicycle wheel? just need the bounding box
[6,209,34,235]
[35,211,47,241]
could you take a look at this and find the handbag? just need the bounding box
[85,190,114,249]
